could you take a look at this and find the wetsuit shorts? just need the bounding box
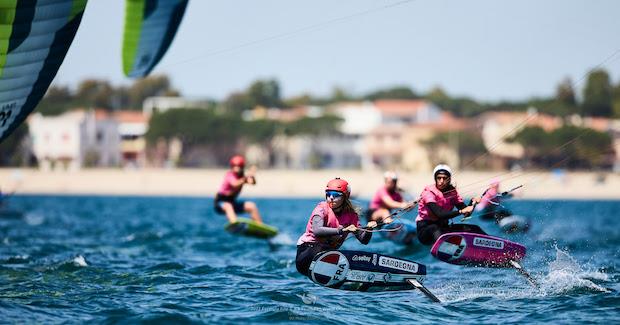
[416,220,486,246]
[295,243,328,277]
[214,194,245,214]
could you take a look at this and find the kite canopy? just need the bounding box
[0,0,88,142]
[122,0,188,78]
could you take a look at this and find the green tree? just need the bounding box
[282,93,313,107]
[510,126,613,169]
[284,115,343,136]
[508,126,550,165]
[613,81,620,118]
[37,85,76,115]
[425,87,488,117]
[329,86,354,102]
[223,92,254,114]
[128,75,179,109]
[556,77,576,107]
[423,131,487,168]
[75,79,114,109]
[582,69,612,117]
[247,79,282,108]
[364,86,417,100]
[0,123,28,166]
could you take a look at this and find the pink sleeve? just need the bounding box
[311,203,327,219]
[226,172,238,184]
[421,188,437,204]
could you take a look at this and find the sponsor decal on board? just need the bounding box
[473,237,505,249]
[351,254,372,263]
[378,256,418,273]
[436,234,466,261]
[310,251,350,287]
[347,270,376,282]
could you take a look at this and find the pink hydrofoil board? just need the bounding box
[431,232,526,268]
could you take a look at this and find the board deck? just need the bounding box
[379,219,417,245]
[431,232,526,267]
[224,218,278,239]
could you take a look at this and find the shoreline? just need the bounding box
[1,168,619,200]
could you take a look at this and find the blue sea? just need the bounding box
[0,195,618,324]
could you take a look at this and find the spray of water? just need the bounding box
[538,246,610,294]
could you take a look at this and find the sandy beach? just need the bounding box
[1,168,619,199]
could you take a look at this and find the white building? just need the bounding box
[331,100,445,170]
[143,96,210,116]
[114,111,149,168]
[330,101,381,170]
[374,100,443,125]
[28,110,120,170]
[271,134,361,169]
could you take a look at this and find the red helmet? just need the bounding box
[326,178,351,197]
[229,155,245,167]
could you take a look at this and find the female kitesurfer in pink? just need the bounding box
[367,171,413,224]
[214,155,263,224]
[476,178,514,221]
[296,178,376,276]
[416,164,486,245]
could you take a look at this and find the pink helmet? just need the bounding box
[326,178,351,197]
[229,155,245,167]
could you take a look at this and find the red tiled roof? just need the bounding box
[584,117,610,132]
[481,111,562,131]
[114,111,149,123]
[373,100,430,116]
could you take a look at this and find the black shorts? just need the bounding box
[214,194,245,214]
[295,243,328,277]
[416,220,486,246]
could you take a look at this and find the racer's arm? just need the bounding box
[311,215,343,237]
[381,194,408,209]
[428,202,472,220]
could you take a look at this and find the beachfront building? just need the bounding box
[360,100,452,171]
[480,109,562,169]
[330,101,381,170]
[142,96,211,116]
[401,113,470,172]
[28,110,121,170]
[242,105,324,122]
[573,116,620,172]
[374,100,443,125]
[271,133,360,169]
[114,111,149,168]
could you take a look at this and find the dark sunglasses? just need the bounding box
[325,190,344,199]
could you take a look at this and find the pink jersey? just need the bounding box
[297,201,360,248]
[369,186,403,210]
[475,186,498,211]
[217,171,243,197]
[416,184,464,222]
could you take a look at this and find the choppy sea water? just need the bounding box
[0,195,618,324]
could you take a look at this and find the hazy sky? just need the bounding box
[55,0,620,102]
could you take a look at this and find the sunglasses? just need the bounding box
[325,190,344,199]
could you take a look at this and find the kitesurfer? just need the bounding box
[416,164,486,245]
[213,155,262,224]
[295,178,376,276]
[366,171,413,224]
[476,179,514,222]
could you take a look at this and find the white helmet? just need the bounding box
[383,171,398,180]
[433,164,452,178]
